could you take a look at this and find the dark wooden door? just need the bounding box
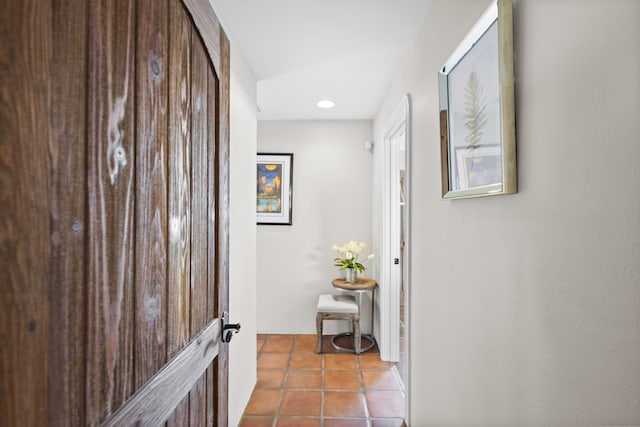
[0,0,231,425]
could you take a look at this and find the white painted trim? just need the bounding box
[403,95,412,427]
[379,94,411,369]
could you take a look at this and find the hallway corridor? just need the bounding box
[239,334,405,427]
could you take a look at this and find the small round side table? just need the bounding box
[331,277,377,353]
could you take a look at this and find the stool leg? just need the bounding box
[316,313,323,354]
[353,316,361,355]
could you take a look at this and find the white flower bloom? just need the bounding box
[367,253,375,260]
[333,241,371,272]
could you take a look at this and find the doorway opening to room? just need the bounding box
[379,94,412,424]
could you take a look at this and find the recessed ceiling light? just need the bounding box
[316,100,335,109]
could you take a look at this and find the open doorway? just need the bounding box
[379,94,411,423]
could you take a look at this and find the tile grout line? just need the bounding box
[272,333,294,427]
[355,352,373,426]
[320,352,325,427]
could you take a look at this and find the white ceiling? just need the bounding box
[212,0,432,120]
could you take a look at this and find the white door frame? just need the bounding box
[378,94,411,367]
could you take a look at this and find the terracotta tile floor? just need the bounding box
[240,334,405,427]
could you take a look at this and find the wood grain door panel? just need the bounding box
[0,0,231,425]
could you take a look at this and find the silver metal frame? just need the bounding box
[438,0,517,199]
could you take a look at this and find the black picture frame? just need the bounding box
[256,153,293,225]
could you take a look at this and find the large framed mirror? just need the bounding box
[438,0,516,199]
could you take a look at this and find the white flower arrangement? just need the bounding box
[332,240,375,273]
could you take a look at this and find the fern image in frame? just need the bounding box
[464,70,488,151]
[438,0,516,199]
[445,20,500,194]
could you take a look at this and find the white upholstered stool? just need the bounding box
[315,294,361,354]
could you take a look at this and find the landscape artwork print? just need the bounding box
[257,163,282,213]
[257,153,293,225]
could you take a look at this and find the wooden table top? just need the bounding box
[331,277,377,291]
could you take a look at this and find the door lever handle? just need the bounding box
[224,323,241,343]
[221,311,241,343]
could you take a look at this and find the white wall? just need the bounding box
[213,14,259,427]
[228,48,258,427]
[373,0,640,425]
[257,120,374,334]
